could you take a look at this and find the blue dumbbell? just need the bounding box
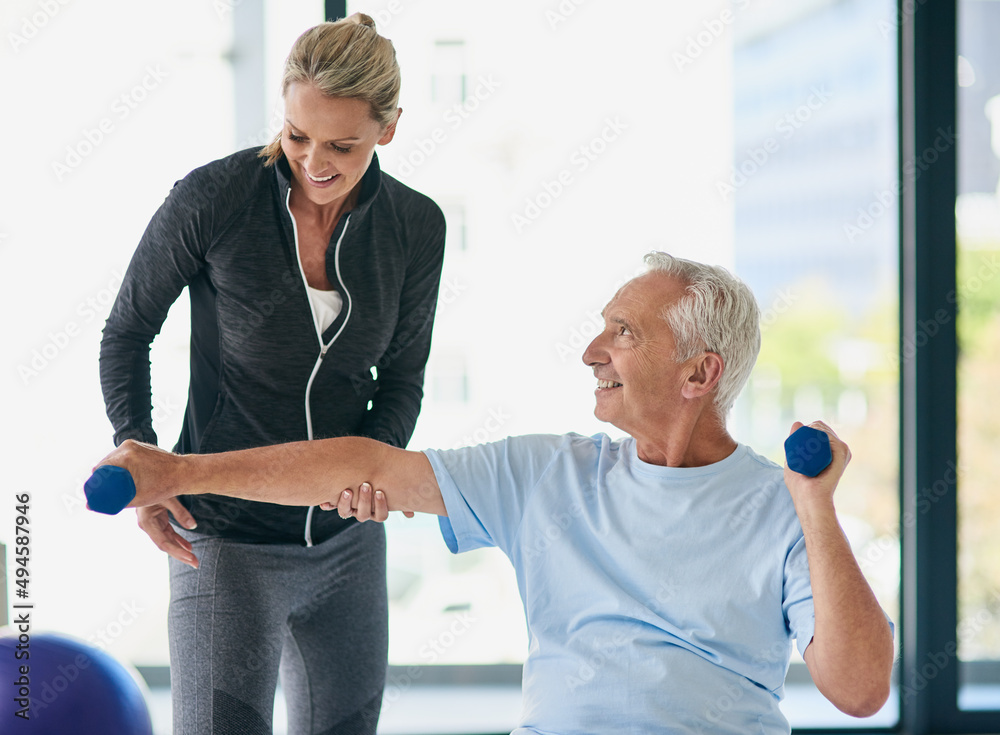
[85,465,136,515]
[783,425,833,477]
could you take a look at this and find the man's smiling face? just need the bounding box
[582,272,697,441]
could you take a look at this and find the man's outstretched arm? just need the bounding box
[96,437,447,516]
[785,421,894,718]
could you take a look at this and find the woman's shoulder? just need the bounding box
[166,147,272,218]
[376,171,444,218]
[181,146,269,189]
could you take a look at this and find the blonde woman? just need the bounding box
[100,15,445,733]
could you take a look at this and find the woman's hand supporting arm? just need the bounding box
[97,437,447,516]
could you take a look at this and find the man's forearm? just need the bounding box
[798,501,894,717]
[109,436,446,515]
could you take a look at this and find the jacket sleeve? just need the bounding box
[99,173,214,446]
[358,202,446,448]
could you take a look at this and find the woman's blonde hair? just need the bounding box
[259,13,400,166]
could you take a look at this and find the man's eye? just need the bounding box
[617,325,630,336]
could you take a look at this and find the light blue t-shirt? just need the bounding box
[423,433,816,735]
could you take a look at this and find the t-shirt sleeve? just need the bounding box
[782,534,816,658]
[782,530,896,660]
[423,434,568,556]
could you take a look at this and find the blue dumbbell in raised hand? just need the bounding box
[85,465,137,515]
[783,425,833,477]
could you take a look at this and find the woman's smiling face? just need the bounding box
[280,82,398,207]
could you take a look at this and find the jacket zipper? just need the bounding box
[286,189,354,546]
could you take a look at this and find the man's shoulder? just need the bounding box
[423,432,622,478]
[509,431,626,461]
[426,431,611,457]
[740,443,784,473]
[728,443,803,535]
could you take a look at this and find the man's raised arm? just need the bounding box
[785,422,894,718]
[96,437,447,516]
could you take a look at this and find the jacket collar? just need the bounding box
[273,151,384,219]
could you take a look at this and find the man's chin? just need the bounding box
[593,406,624,432]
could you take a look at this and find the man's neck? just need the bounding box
[632,412,737,468]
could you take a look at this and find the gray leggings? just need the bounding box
[168,521,388,735]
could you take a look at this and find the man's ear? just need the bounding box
[682,352,725,400]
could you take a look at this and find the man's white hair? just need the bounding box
[643,251,761,416]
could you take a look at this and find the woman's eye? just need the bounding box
[332,144,352,154]
[288,133,306,143]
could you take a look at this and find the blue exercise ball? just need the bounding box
[0,629,154,735]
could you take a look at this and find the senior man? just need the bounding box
[98,252,894,733]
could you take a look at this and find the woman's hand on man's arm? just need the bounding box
[320,482,418,521]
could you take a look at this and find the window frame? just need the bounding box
[900,0,1000,732]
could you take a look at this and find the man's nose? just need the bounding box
[582,331,608,367]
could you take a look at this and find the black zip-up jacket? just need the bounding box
[100,147,446,544]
